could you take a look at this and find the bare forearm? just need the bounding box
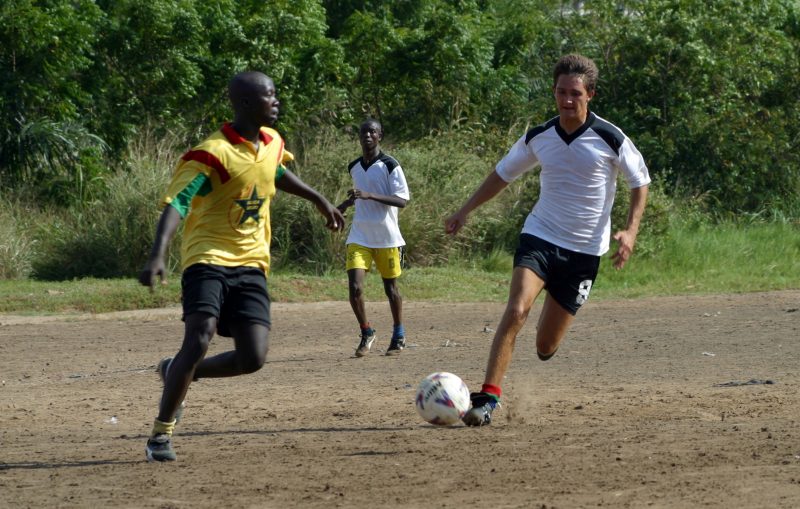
[445,170,509,235]
[277,170,326,206]
[625,185,649,235]
[459,170,508,215]
[149,205,181,260]
[359,192,407,208]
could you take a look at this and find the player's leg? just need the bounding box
[147,311,216,462]
[462,266,545,426]
[194,322,270,377]
[347,267,369,326]
[382,277,405,354]
[534,244,599,361]
[159,313,217,419]
[535,295,574,360]
[484,266,544,385]
[377,247,405,355]
[347,244,376,356]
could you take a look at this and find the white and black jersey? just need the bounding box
[496,112,650,256]
[345,152,410,248]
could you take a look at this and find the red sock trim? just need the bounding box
[481,383,502,398]
[360,323,371,330]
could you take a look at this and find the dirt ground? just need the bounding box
[2,290,800,508]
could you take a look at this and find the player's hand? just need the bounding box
[347,188,372,201]
[444,211,468,235]
[337,196,355,214]
[139,258,167,292]
[317,202,346,232]
[611,230,636,270]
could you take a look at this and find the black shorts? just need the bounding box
[513,234,600,315]
[181,263,271,337]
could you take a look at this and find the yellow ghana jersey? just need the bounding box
[161,123,293,273]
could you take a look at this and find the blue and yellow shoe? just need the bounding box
[462,392,500,426]
[145,433,176,462]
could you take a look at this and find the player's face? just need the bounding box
[251,78,280,126]
[359,122,382,152]
[554,74,594,127]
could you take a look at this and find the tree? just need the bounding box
[0,0,104,188]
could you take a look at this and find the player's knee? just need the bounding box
[239,341,268,374]
[348,277,364,294]
[505,306,530,327]
[239,354,266,374]
[182,331,212,361]
[384,283,401,301]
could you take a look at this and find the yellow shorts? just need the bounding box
[346,244,403,279]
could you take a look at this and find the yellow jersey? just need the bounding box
[161,123,293,273]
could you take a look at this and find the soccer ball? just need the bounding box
[414,372,471,426]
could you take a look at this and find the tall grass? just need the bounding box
[30,129,185,280]
[0,125,760,282]
[0,195,38,279]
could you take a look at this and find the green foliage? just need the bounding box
[0,0,105,190]
[596,220,800,299]
[584,0,800,213]
[0,117,107,204]
[339,1,495,134]
[191,0,353,137]
[2,0,800,281]
[0,0,101,123]
[89,0,208,151]
[4,0,800,214]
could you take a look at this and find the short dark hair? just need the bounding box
[360,118,382,132]
[553,54,599,92]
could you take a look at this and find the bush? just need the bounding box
[31,129,183,280]
[279,125,674,273]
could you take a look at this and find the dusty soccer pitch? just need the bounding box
[2,292,800,507]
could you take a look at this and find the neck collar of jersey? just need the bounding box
[555,112,596,145]
[222,123,272,146]
[361,151,383,169]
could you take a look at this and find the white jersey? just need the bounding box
[345,152,410,248]
[496,112,650,256]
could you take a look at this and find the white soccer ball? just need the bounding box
[414,372,471,426]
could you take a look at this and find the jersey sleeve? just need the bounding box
[161,159,212,217]
[275,144,294,181]
[388,165,411,200]
[495,134,540,183]
[617,137,651,189]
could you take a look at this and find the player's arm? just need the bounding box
[336,194,356,213]
[444,170,509,235]
[277,168,345,231]
[139,205,182,290]
[611,184,649,270]
[346,188,407,208]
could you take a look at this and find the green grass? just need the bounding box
[0,222,797,315]
[593,222,800,299]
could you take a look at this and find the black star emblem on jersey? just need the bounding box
[235,187,264,225]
